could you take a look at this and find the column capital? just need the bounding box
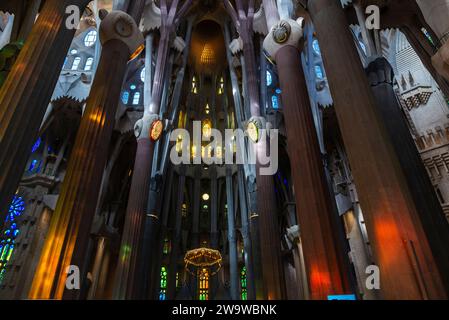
[99,10,144,58]
[263,18,304,61]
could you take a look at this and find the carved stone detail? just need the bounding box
[263,19,304,60]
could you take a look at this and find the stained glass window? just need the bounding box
[192,76,197,94]
[312,39,321,55]
[218,77,224,95]
[122,91,129,104]
[159,266,167,300]
[31,137,41,153]
[315,65,324,79]
[84,30,97,47]
[266,70,272,86]
[422,28,435,47]
[163,238,171,255]
[28,159,41,173]
[198,268,209,300]
[359,41,367,55]
[71,57,81,70]
[0,195,25,283]
[241,266,247,300]
[272,95,279,109]
[132,92,141,105]
[84,57,94,71]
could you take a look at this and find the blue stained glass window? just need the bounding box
[312,39,321,55]
[272,95,279,109]
[130,84,137,90]
[359,41,367,55]
[275,88,282,95]
[31,137,41,153]
[0,195,25,283]
[266,70,272,86]
[28,159,41,173]
[122,91,130,104]
[315,65,324,79]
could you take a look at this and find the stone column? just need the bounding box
[166,169,186,299]
[263,19,353,299]
[114,0,193,299]
[87,236,107,299]
[28,10,143,300]
[223,0,286,299]
[0,0,90,223]
[237,166,256,300]
[192,167,201,249]
[210,166,219,249]
[225,167,239,300]
[366,57,449,294]
[308,0,447,299]
[113,115,158,300]
[17,0,42,41]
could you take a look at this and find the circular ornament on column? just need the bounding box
[247,117,262,143]
[149,119,164,141]
[114,16,134,37]
[272,20,292,44]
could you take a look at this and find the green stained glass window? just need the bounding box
[159,266,167,300]
[241,266,247,300]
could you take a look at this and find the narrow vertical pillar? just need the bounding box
[223,23,265,298]
[0,0,91,222]
[223,1,286,299]
[210,166,219,249]
[225,167,239,300]
[115,5,193,299]
[113,129,156,299]
[308,0,447,299]
[167,169,186,299]
[87,237,107,299]
[192,167,201,249]
[28,10,143,300]
[237,167,256,300]
[17,0,42,41]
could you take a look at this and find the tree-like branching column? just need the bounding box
[224,0,285,299]
[114,0,193,300]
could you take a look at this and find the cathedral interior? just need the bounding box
[1,0,449,301]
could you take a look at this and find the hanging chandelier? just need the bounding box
[184,247,222,276]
